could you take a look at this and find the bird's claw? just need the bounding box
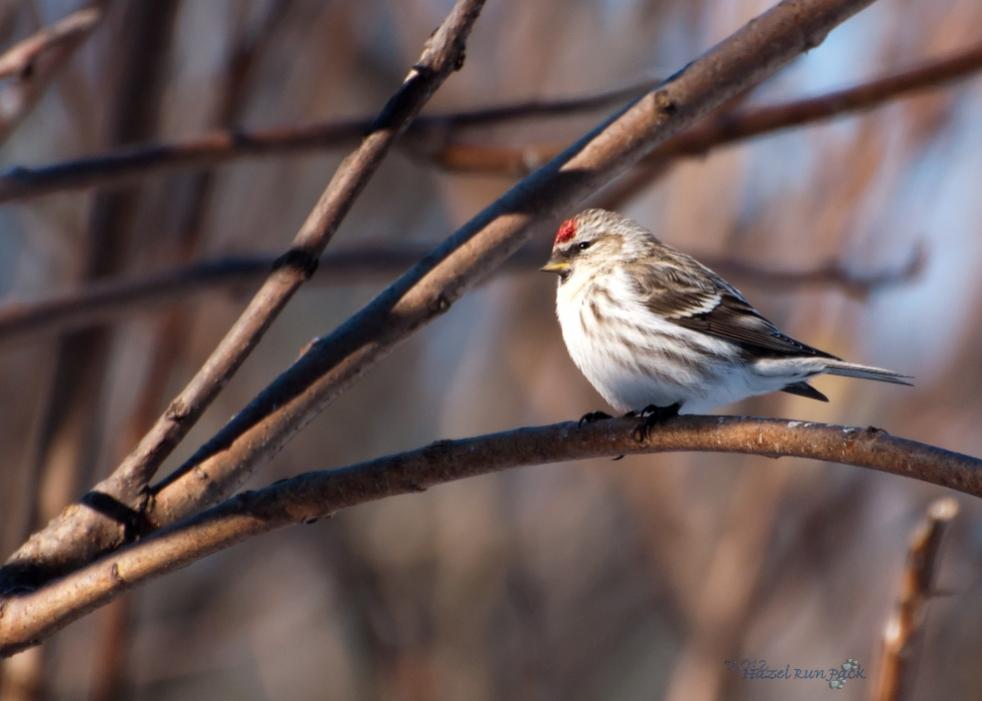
[578,410,613,427]
[632,402,681,442]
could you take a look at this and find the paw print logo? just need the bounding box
[829,658,862,689]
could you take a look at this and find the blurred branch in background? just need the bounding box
[1,415,979,657]
[663,464,789,701]
[21,0,179,543]
[0,6,101,145]
[87,5,292,701]
[0,242,925,344]
[3,3,179,699]
[874,497,959,701]
[0,39,981,202]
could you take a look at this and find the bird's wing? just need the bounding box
[635,259,838,359]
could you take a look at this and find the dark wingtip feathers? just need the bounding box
[781,381,830,402]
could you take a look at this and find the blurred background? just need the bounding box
[2,0,982,699]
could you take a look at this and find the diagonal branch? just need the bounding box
[1,415,979,657]
[0,7,102,144]
[1,0,879,592]
[0,243,924,343]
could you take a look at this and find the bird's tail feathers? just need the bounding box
[823,360,913,386]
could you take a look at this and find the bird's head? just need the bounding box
[541,208,659,283]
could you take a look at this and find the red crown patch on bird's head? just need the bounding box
[554,218,577,246]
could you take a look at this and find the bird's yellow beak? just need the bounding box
[540,260,570,275]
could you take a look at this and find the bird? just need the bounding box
[541,208,911,434]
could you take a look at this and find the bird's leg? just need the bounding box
[578,410,613,427]
[632,402,682,442]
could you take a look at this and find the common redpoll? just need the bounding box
[542,209,911,421]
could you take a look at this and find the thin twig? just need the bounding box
[0,7,102,144]
[1,415,980,657]
[874,497,959,701]
[0,0,485,591]
[0,244,924,343]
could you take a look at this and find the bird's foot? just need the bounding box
[632,402,682,442]
[617,409,638,456]
[578,410,613,427]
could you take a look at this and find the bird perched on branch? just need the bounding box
[542,209,911,437]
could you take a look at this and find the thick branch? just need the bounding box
[874,497,959,701]
[2,0,877,591]
[0,8,102,144]
[0,244,923,343]
[1,415,979,657]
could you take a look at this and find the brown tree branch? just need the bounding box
[0,244,924,344]
[0,75,659,203]
[0,7,102,144]
[1,0,878,592]
[1,415,980,657]
[425,39,982,177]
[0,0,485,590]
[874,497,959,701]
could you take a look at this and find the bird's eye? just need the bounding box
[577,241,592,251]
